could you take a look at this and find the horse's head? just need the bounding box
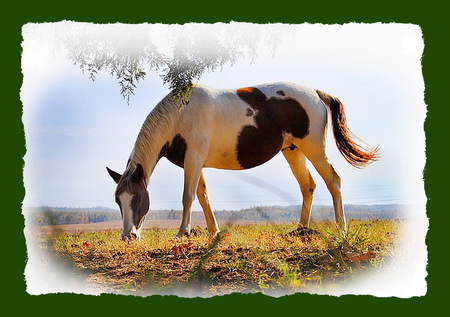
[106,163,149,241]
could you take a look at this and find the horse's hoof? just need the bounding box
[175,232,189,238]
[208,230,220,238]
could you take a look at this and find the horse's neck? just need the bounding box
[128,147,162,183]
[129,101,179,181]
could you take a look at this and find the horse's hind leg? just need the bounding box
[305,152,346,227]
[282,146,316,228]
[197,171,220,236]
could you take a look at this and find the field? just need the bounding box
[33,219,402,296]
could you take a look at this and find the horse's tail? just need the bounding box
[316,89,380,168]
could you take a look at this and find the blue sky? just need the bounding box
[21,22,426,212]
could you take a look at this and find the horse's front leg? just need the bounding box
[197,171,220,236]
[176,150,206,237]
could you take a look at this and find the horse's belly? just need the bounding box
[203,132,245,170]
[202,112,284,170]
[203,125,284,170]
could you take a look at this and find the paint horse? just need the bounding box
[107,82,379,240]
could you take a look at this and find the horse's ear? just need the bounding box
[132,163,145,183]
[106,167,122,184]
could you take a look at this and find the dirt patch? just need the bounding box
[287,227,320,236]
[286,227,320,242]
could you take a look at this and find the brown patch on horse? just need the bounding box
[236,87,310,169]
[131,188,149,227]
[159,134,188,168]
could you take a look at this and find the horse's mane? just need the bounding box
[127,95,181,179]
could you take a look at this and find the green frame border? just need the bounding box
[5,0,445,314]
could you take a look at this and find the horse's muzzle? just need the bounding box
[121,232,140,241]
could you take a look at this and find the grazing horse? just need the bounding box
[107,82,379,240]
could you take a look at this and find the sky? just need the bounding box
[21,22,427,213]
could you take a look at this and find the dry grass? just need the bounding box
[35,219,402,296]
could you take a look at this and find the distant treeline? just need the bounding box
[26,204,414,226]
[27,207,122,226]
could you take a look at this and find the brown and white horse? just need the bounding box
[107,82,379,240]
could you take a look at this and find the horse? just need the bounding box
[107,82,379,240]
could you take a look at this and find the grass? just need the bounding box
[34,219,402,296]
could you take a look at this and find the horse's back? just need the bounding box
[191,82,325,115]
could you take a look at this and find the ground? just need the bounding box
[31,219,401,296]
